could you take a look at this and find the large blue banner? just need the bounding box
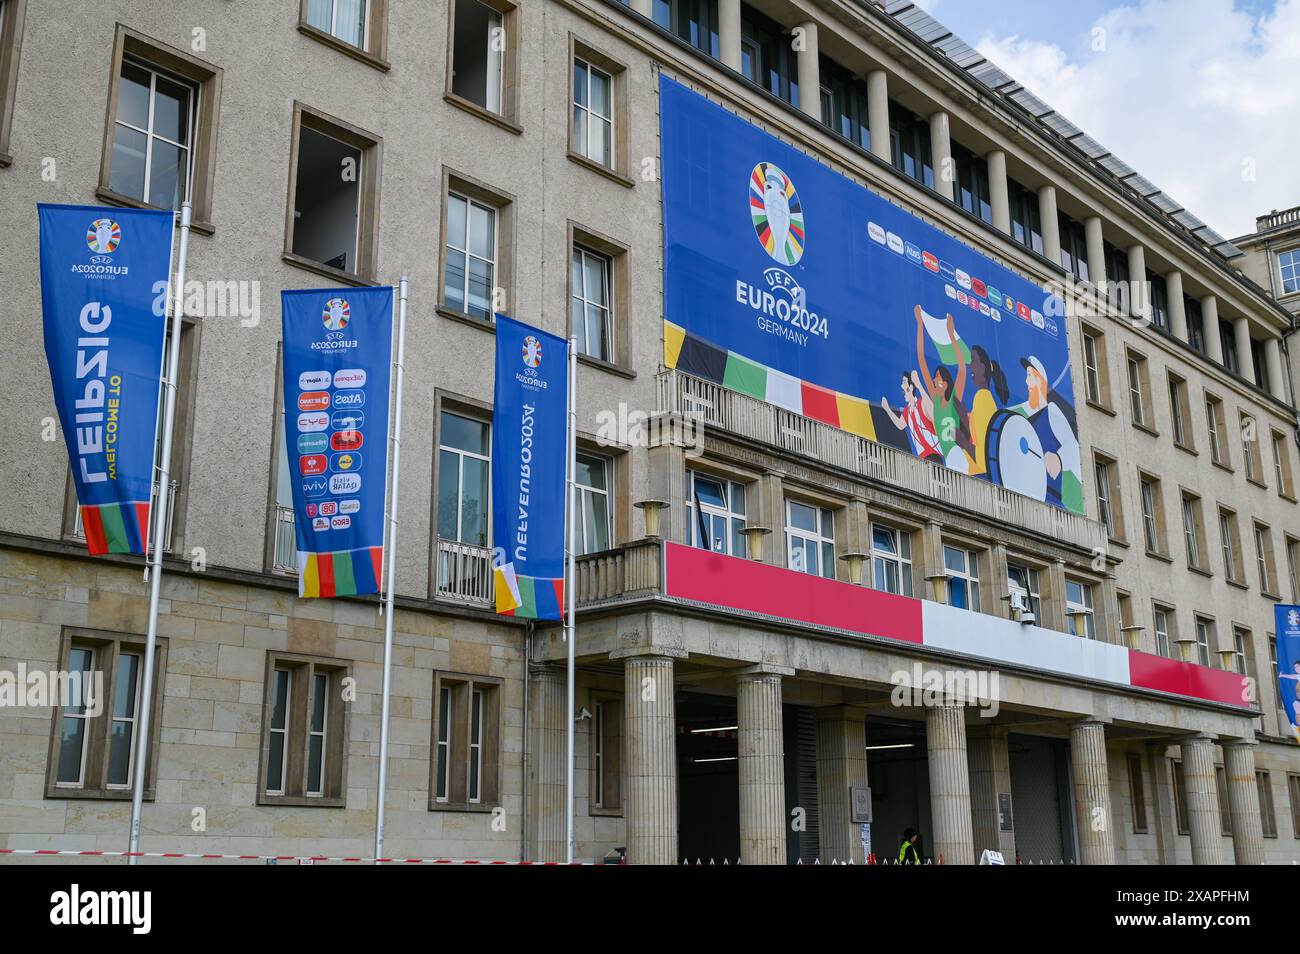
[39,204,174,555]
[1277,604,1300,742]
[280,287,393,598]
[660,76,1082,514]
[491,314,569,620]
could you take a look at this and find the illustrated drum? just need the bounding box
[985,409,1048,502]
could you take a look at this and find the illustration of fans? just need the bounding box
[881,370,941,462]
[913,306,975,474]
[966,345,1009,479]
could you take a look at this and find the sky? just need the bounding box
[909,0,1300,239]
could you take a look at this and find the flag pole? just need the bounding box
[374,277,409,863]
[128,200,192,864]
[565,335,577,864]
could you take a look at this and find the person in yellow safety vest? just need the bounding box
[898,828,921,865]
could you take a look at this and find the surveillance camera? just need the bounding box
[576,706,592,721]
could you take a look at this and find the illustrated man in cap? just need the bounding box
[1012,355,1082,513]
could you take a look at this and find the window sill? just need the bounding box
[443,92,523,136]
[1247,477,1269,491]
[577,351,636,379]
[297,22,391,72]
[1187,564,1214,579]
[1131,420,1160,439]
[282,252,377,287]
[257,793,346,808]
[1263,589,1283,602]
[1279,490,1297,504]
[429,801,498,813]
[1212,458,1235,475]
[590,806,624,818]
[1174,441,1198,457]
[1226,577,1249,592]
[1145,548,1173,564]
[94,186,215,235]
[0,151,12,168]
[437,304,497,333]
[1107,535,1130,550]
[46,785,155,801]
[566,150,636,188]
[1085,398,1116,417]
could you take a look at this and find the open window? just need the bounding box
[446,0,518,128]
[300,0,390,69]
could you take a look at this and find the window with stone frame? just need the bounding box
[1258,770,1277,838]
[300,0,390,68]
[430,671,502,811]
[45,628,167,801]
[258,653,350,807]
[1127,752,1148,833]
[446,0,519,125]
[1172,759,1189,834]
[590,692,623,815]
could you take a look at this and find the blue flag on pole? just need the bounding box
[280,287,394,598]
[38,204,175,555]
[1277,604,1300,741]
[491,314,570,619]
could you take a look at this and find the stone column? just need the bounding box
[1181,735,1227,865]
[929,111,954,202]
[926,705,974,865]
[1146,743,1176,865]
[1070,720,1115,864]
[816,707,869,863]
[968,725,1015,861]
[1166,270,1188,341]
[1223,740,1266,865]
[1233,317,1256,384]
[795,21,821,122]
[621,653,678,864]
[866,70,890,162]
[737,671,787,865]
[1265,336,1286,401]
[759,474,785,567]
[630,0,653,17]
[988,542,1011,620]
[1126,244,1147,322]
[718,0,742,72]
[1201,295,1224,364]
[530,666,567,862]
[1044,558,1068,632]
[1038,185,1061,265]
[1085,216,1106,288]
[987,150,1010,233]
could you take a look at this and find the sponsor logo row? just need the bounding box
[298,368,366,390]
[298,389,365,412]
[297,410,366,433]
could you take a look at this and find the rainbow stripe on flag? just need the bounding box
[79,501,152,556]
[664,320,879,441]
[298,546,384,599]
[493,564,565,620]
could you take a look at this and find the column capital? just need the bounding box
[735,664,794,680]
[609,646,688,662]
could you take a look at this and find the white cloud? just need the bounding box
[971,0,1300,238]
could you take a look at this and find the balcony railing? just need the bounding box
[657,369,1108,554]
[435,538,493,605]
[1257,206,1300,232]
[574,539,663,605]
[271,506,297,573]
[72,480,178,553]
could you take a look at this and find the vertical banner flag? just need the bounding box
[39,204,175,556]
[280,287,394,598]
[1277,604,1300,742]
[491,314,569,619]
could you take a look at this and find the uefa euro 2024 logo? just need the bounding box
[750,162,805,266]
[86,218,121,258]
[522,335,542,368]
[322,298,350,331]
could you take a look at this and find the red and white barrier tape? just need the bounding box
[0,847,593,864]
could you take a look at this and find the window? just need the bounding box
[1181,492,1206,570]
[1185,296,1205,354]
[1104,241,1130,313]
[568,63,612,158]
[1241,412,1264,484]
[1279,247,1300,295]
[1167,373,1192,450]
[302,0,388,63]
[435,409,491,601]
[1094,457,1116,538]
[1194,616,1214,667]
[448,0,517,120]
[1289,774,1300,837]
[1126,351,1152,428]
[110,60,198,211]
[1232,626,1251,678]
[574,453,612,555]
[100,27,222,225]
[1273,430,1296,498]
[951,141,992,223]
[443,188,500,321]
[1058,212,1090,283]
[47,629,166,800]
[1007,563,1041,621]
[571,245,611,362]
[1255,522,1278,595]
[1216,766,1232,835]
[889,104,934,189]
[1172,760,1189,834]
[590,695,623,814]
[285,104,381,279]
[870,523,913,597]
[786,500,835,579]
[686,471,747,557]
[1153,604,1174,658]
[1271,636,1281,713]
[1081,327,1109,407]
[1065,579,1095,639]
[1147,271,1169,331]
[819,56,871,152]
[740,4,795,105]
[1252,338,1270,394]
[0,0,26,166]
[1007,177,1043,255]
[1128,753,1148,833]
[1139,473,1165,555]
[943,545,981,612]
[270,363,298,573]
[1205,395,1229,467]
[431,672,501,810]
[659,0,721,59]
[1259,771,1277,838]
[1218,507,1244,584]
[1287,536,1300,601]
[259,653,348,805]
[1220,321,1239,375]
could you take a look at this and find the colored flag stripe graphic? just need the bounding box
[494,567,564,620]
[663,321,877,441]
[79,502,151,556]
[299,547,384,599]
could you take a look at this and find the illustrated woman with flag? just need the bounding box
[914,306,975,474]
[881,370,941,461]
